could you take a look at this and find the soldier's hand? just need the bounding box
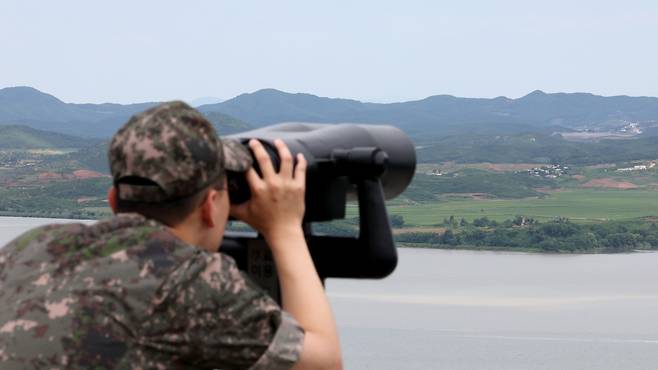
[230,139,307,243]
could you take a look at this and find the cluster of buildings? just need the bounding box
[618,122,642,134]
[616,162,656,172]
[0,156,39,169]
[526,164,569,179]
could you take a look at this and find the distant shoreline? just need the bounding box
[396,242,656,255]
[0,212,101,221]
[2,214,655,255]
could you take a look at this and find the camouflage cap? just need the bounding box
[109,101,252,202]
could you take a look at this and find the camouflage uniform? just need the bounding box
[0,102,305,369]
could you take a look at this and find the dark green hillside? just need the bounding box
[401,170,555,202]
[417,133,658,165]
[64,143,110,173]
[0,178,111,219]
[0,125,98,149]
[204,111,251,134]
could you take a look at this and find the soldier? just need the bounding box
[0,102,342,369]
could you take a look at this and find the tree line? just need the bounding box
[396,216,658,253]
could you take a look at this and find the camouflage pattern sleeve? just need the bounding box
[249,311,305,370]
[141,251,304,370]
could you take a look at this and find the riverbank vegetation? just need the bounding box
[313,214,658,253]
[395,216,658,253]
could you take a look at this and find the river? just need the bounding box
[2,217,658,369]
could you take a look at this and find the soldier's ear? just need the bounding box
[199,190,216,228]
[108,186,118,214]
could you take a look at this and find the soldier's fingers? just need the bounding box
[249,139,275,178]
[244,168,265,193]
[294,153,307,187]
[274,139,293,178]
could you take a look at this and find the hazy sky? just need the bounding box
[1,0,657,104]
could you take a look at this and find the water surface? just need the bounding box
[327,248,658,369]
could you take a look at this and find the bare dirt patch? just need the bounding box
[560,132,638,141]
[571,175,586,180]
[36,170,109,182]
[393,227,446,235]
[417,162,547,174]
[580,178,639,189]
[27,149,70,155]
[38,172,63,181]
[72,170,110,179]
[441,193,494,200]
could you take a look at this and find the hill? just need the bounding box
[0,87,249,137]
[0,125,98,149]
[0,86,158,138]
[417,133,658,165]
[204,111,251,134]
[198,89,658,137]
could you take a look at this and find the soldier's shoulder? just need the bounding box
[2,222,82,253]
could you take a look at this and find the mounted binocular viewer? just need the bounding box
[220,123,416,299]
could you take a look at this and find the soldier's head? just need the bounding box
[107,101,252,247]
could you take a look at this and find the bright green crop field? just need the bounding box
[347,189,658,226]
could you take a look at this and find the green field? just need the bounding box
[351,189,658,226]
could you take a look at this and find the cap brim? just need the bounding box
[221,138,253,172]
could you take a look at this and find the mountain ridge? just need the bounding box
[3,86,658,139]
[197,88,658,136]
[0,86,247,137]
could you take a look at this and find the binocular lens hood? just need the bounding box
[226,123,416,222]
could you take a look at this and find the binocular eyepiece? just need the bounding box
[226,123,416,222]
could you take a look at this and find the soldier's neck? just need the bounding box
[168,223,216,253]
